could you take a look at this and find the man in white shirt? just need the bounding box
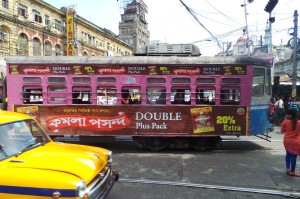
[275,96,285,125]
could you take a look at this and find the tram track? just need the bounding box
[118,178,300,198]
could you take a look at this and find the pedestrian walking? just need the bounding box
[281,108,300,177]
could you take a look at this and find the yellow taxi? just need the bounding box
[0,110,118,199]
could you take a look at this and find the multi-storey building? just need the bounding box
[118,0,150,54]
[0,0,133,57]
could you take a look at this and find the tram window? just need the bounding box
[49,97,67,103]
[48,86,67,104]
[171,88,191,105]
[146,87,166,104]
[22,87,43,104]
[97,77,116,84]
[147,78,166,84]
[121,87,141,104]
[48,77,66,83]
[252,68,265,97]
[221,78,240,84]
[23,77,42,83]
[172,78,191,84]
[48,86,67,92]
[196,78,215,84]
[72,86,91,104]
[72,77,91,84]
[220,88,240,105]
[196,88,215,105]
[97,87,117,105]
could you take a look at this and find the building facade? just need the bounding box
[0,0,133,57]
[118,0,150,54]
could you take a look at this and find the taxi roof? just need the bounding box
[0,110,32,125]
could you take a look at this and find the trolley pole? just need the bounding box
[292,10,298,98]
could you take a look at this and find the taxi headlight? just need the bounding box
[76,180,87,199]
[108,151,113,163]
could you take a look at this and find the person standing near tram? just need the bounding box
[281,108,300,177]
[275,96,285,125]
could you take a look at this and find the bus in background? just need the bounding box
[4,54,272,151]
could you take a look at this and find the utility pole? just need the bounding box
[292,10,298,98]
[242,0,251,56]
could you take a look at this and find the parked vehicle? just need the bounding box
[0,110,118,198]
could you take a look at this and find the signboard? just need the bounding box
[66,8,75,56]
[8,64,247,76]
[14,105,248,136]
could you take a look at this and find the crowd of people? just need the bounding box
[269,96,300,125]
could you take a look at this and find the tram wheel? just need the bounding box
[133,137,169,151]
[190,137,221,151]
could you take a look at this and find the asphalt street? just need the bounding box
[103,126,300,199]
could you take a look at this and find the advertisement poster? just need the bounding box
[9,64,247,76]
[191,107,215,133]
[14,105,248,137]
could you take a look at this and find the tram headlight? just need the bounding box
[76,180,87,199]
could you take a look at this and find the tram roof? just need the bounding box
[5,56,271,67]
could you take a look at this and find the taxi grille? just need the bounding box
[87,167,111,199]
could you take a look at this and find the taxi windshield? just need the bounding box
[0,120,50,160]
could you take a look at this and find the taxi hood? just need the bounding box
[5,142,110,183]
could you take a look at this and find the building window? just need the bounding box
[33,10,42,23]
[2,0,8,9]
[45,15,50,25]
[18,4,28,17]
[55,44,61,56]
[0,27,8,45]
[54,20,63,32]
[18,33,28,56]
[33,37,41,56]
[44,40,52,56]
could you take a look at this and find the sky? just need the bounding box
[43,0,298,56]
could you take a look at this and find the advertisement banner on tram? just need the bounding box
[14,105,248,136]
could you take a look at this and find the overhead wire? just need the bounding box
[203,0,243,26]
[179,0,296,54]
[179,0,222,50]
